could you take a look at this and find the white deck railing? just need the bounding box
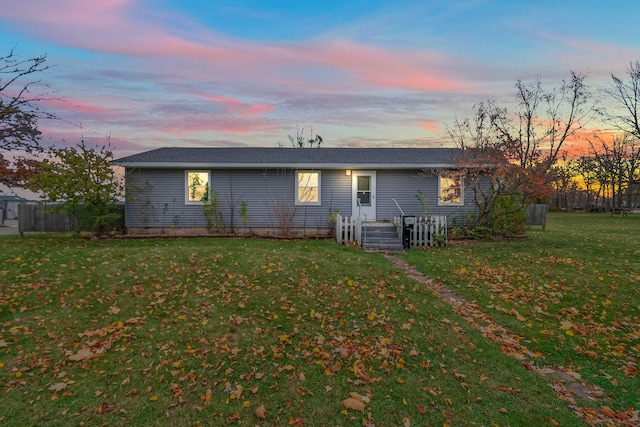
[336,214,447,248]
[393,215,448,247]
[335,214,362,246]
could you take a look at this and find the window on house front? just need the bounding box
[186,171,210,203]
[296,171,320,205]
[438,175,463,206]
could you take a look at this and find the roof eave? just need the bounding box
[112,162,459,169]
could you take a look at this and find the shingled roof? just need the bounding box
[112,147,462,169]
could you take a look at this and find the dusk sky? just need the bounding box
[2,0,640,157]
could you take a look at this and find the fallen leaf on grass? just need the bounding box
[349,392,370,403]
[622,364,638,377]
[255,404,266,419]
[343,398,365,412]
[599,406,616,418]
[227,412,241,422]
[559,320,573,330]
[97,402,115,414]
[49,383,67,392]
[231,385,243,400]
[67,348,94,361]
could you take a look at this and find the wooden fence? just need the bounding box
[525,204,547,230]
[335,214,362,246]
[394,215,448,247]
[18,203,125,234]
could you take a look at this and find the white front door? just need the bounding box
[352,171,376,221]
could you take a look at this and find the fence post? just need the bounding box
[18,202,26,237]
[526,204,547,231]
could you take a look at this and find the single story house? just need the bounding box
[112,147,481,236]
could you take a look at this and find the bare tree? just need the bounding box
[550,157,581,210]
[597,61,640,211]
[588,132,640,210]
[604,61,640,140]
[574,155,601,209]
[0,48,56,187]
[278,124,323,148]
[450,73,591,205]
[491,73,591,171]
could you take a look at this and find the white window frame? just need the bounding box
[185,170,211,204]
[295,170,321,206]
[438,175,464,206]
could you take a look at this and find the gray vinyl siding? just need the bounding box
[374,170,477,227]
[124,167,480,231]
[124,168,352,230]
[212,169,351,230]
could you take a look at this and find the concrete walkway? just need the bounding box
[0,219,20,236]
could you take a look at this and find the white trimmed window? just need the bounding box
[296,171,320,205]
[186,171,210,203]
[438,175,463,206]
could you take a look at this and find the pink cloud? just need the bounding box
[1,0,128,25]
[342,140,364,148]
[526,30,640,78]
[198,94,275,115]
[0,0,483,150]
[420,121,440,132]
[158,124,254,135]
[0,1,472,93]
[1,0,247,61]
[153,112,275,136]
[40,97,112,115]
[300,40,470,92]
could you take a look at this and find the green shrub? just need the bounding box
[489,195,526,235]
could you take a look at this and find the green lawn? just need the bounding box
[0,213,637,426]
[404,212,640,424]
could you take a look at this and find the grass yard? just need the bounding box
[0,213,636,426]
[404,212,640,425]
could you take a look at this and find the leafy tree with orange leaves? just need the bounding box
[445,111,525,234]
[445,73,592,233]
